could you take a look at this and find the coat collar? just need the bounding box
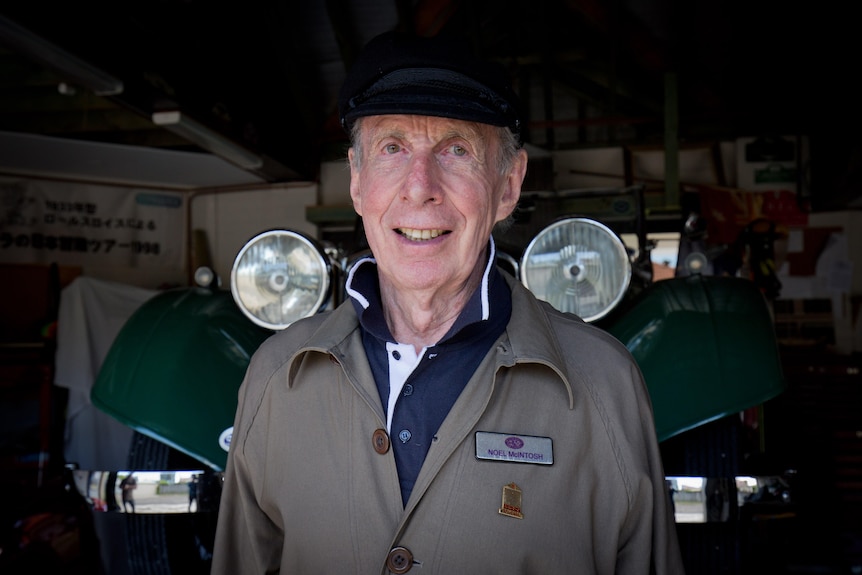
[286,268,576,409]
[499,273,576,409]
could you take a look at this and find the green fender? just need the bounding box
[92,275,785,470]
[91,288,272,470]
[605,275,786,442]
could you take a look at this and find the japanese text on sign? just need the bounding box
[0,179,184,269]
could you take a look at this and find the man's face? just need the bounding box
[349,114,526,296]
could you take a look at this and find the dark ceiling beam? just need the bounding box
[549,60,661,122]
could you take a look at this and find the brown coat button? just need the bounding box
[372,428,390,454]
[385,546,413,574]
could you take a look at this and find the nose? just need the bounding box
[402,151,442,205]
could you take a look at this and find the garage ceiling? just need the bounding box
[0,1,859,204]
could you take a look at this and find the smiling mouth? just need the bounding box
[396,228,449,241]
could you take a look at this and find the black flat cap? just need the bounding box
[338,31,523,143]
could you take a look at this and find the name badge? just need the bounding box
[475,431,553,465]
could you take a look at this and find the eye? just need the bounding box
[451,144,468,156]
[385,143,401,154]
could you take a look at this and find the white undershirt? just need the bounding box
[384,342,426,431]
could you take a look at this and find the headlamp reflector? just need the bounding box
[520,217,631,322]
[230,230,331,330]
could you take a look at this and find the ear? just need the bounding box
[348,147,363,216]
[495,148,528,222]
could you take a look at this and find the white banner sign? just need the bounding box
[0,178,185,269]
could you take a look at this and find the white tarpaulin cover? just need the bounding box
[54,276,157,469]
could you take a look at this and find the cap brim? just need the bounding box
[341,67,520,134]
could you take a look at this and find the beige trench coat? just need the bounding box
[212,275,684,574]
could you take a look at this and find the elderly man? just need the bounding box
[212,31,684,574]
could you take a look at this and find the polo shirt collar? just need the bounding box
[346,238,503,344]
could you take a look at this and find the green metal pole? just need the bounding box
[665,72,679,209]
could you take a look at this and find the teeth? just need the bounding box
[399,228,445,241]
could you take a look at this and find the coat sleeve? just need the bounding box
[211,358,284,574]
[614,361,686,575]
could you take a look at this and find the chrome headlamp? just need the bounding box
[230,229,333,330]
[520,217,632,322]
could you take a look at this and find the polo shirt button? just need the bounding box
[392,350,401,360]
[398,429,411,443]
[386,546,413,574]
[372,429,390,454]
[402,384,413,396]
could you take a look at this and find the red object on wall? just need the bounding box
[687,184,809,245]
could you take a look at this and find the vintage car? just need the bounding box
[74,186,786,573]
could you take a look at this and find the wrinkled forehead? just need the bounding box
[358,114,492,142]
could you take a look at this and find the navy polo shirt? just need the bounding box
[346,241,512,505]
